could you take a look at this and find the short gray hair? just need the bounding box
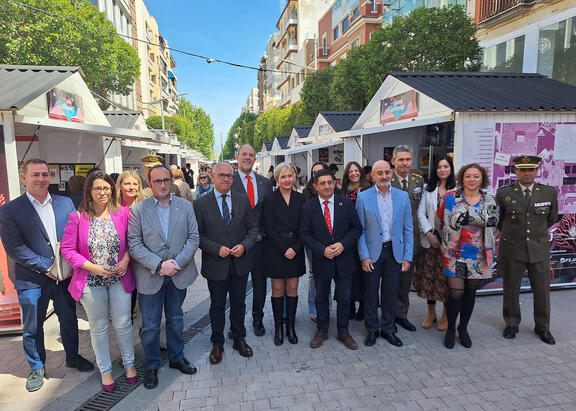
[392,145,413,159]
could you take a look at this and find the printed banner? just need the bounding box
[380,90,419,124]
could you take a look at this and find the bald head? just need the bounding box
[372,160,392,192]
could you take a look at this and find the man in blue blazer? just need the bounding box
[0,159,94,392]
[356,160,413,347]
[300,169,362,350]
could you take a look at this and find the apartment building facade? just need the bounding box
[477,0,575,87]
[242,88,259,114]
[275,0,333,107]
[259,33,282,113]
[317,0,384,69]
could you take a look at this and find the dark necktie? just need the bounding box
[402,179,408,191]
[221,194,231,226]
[524,188,531,199]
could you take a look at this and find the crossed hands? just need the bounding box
[323,242,344,260]
[219,244,245,258]
[158,259,181,277]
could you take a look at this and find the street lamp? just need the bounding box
[143,92,188,130]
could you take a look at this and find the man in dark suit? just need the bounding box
[390,145,423,332]
[356,160,413,347]
[496,155,558,344]
[0,159,94,392]
[300,169,362,350]
[231,145,273,336]
[194,162,259,364]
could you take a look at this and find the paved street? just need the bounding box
[1,262,576,410]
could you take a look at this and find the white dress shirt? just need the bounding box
[375,186,393,242]
[237,169,259,205]
[26,191,58,254]
[318,195,334,229]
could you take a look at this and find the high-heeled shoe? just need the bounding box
[102,382,115,392]
[126,375,138,384]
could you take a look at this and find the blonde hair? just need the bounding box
[274,162,299,189]
[116,170,145,205]
[172,168,184,179]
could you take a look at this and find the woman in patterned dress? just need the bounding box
[62,171,136,392]
[340,161,371,320]
[438,163,498,349]
[414,156,455,330]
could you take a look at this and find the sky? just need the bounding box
[145,0,284,154]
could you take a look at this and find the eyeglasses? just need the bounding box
[216,174,233,180]
[92,187,111,194]
[151,178,173,185]
[199,176,207,180]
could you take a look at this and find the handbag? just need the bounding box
[51,211,78,282]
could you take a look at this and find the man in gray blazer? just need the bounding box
[194,162,258,365]
[128,165,199,389]
[231,144,273,336]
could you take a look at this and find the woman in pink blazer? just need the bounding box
[61,171,136,392]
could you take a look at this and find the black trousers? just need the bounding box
[251,241,267,322]
[208,263,248,346]
[364,245,401,334]
[315,270,352,333]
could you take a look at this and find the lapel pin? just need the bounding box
[339,202,343,206]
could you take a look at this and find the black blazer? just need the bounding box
[193,190,258,280]
[262,190,305,277]
[299,194,362,278]
[231,171,273,235]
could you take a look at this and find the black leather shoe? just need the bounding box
[143,369,158,389]
[457,325,472,348]
[503,325,519,339]
[381,332,403,347]
[253,320,266,337]
[169,359,197,375]
[364,331,379,347]
[444,329,456,349]
[65,355,95,372]
[395,317,416,332]
[534,328,556,345]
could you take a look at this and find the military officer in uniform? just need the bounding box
[496,155,558,345]
[390,145,423,332]
[140,155,180,198]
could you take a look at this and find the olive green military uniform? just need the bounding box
[496,182,558,332]
[391,171,424,319]
[140,154,180,198]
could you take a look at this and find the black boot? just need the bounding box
[444,295,462,349]
[271,297,284,346]
[457,289,477,348]
[285,296,299,344]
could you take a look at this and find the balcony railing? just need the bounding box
[477,0,534,24]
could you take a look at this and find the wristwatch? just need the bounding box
[155,260,165,274]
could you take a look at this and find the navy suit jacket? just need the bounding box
[231,171,273,235]
[0,193,75,289]
[299,194,362,278]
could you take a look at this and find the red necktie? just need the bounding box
[246,175,255,209]
[323,200,333,235]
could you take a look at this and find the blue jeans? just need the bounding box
[138,277,187,369]
[80,282,134,375]
[17,279,79,370]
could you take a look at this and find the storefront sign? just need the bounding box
[48,87,85,123]
[380,90,419,124]
[75,164,94,177]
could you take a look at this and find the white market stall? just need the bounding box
[345,71,576,291]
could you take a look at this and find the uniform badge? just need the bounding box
[505,196,511,202]
[512,200,517,204]
[339,202,343,206]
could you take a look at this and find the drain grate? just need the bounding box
[75,290,240,410]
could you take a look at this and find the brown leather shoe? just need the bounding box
[310,330,328,348]
[232,340,253,357]
[209,346,224,364]
[337,332,358,350]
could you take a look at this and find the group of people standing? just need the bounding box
[0,142,558,395]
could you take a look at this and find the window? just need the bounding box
[481,36,525,72]
[351,39,360,48]
[352,7,359,20]
[322,36,327,55]
[371,0,377,12]
[343,18,349,33]
[537,17,576,86]
[333,26,339,41]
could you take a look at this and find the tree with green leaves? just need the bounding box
[300,66,338,120]
[0,0,140,107]
[223,111,258,159]
[332,5,481,109]
[179,98,215,159]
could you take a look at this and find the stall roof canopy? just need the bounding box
[0,65,80,110]
[390,72,576,111]
[104,110,142,129]
[275,135,290,149]
[320,111,362,132]
[293,126,312,138]
[263,141,274,151]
